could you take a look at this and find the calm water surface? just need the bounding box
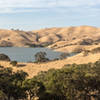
[0,47,62,62]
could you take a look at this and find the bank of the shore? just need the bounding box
[0,52,100,78]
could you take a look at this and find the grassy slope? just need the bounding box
[0,52,100,78]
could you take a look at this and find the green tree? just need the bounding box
[0,90,7,100]
[10,61,17,66]
[35,52,49,62]
[0,67,28,100]
[23,79,45,100]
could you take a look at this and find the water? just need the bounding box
[0,47,77,62]
[0,47,63,62]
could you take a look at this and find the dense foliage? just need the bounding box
[0,66,44,100]
[1,60,100,100]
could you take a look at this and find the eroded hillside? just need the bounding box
[0,26,100,52]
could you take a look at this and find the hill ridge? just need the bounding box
[0,26,100,48]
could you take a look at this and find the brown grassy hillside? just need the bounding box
[0,26,100,49]
[0,52,100,78]
[0,30,37,47]
[0,26,100,77]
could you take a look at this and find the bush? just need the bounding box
[83,50,90,56]
[1,60,100,100]
[35,52,49,63]
[0,54,10,61]
[34,61,100,100]
[10,61,17,66]
[0,90,7,100]
[60,53,70,60]
[91,47,100,54]
[53,58,59,61]
[73,47,84,53]
[80,38,93,45]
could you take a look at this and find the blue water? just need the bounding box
[0,47,62,62]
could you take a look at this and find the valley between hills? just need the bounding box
[0,25,100,78]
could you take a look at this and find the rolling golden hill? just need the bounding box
[0,26,100,77]
[0,26,100,50]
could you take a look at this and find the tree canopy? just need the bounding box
[1,60,100,100]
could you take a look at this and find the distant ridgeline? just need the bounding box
[0,26,100,47]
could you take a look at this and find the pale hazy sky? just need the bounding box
[0,0,100,30]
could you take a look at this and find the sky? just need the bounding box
[0,0,100,30]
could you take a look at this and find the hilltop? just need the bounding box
[0,26,100,77]
[0,26,100,52]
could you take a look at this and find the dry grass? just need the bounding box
[0,25,100,78]
[0,26,100,47]
[0,52,100,78]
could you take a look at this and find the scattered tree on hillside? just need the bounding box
[0,54,10,61]
[83,50,90,56]
[35,52,49,63]
[10,61,18,66]
[60,53,70,60]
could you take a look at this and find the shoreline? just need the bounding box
[0,52,100,78]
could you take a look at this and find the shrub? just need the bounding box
[34,61,100,100]
[53,58,59,61]
[0,54,10,61]
[83,50,90,56]
[80,38,93,45]
[35,52,49,63]
[42,42,53,47]
[60,53,70,60]
[91,47,100,54]
[10,61,17,66]
[0,90,7,100]
[73,47,84,53]
[1,60,100,100]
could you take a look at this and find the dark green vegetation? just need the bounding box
[25,43,44,48]
[35,52,49,63]
[60,53,70,60]
[0,66,45,100]
[34,51,72,63]
[1,60,100,100]
[34,61,100,100]
[79,39,93,45]
[0,54,10,61]
[10,61,18,66]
